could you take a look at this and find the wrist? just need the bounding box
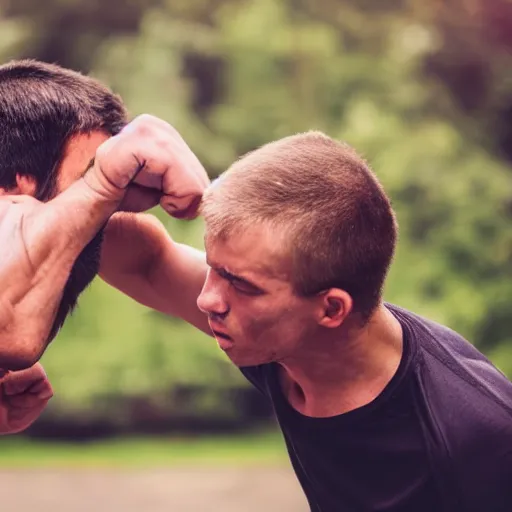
[82,167,127,203]
[43,177,124,255]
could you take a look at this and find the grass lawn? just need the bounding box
[0,430,289,468]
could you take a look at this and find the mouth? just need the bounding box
[211,329,232,340]
[210,327,234,350]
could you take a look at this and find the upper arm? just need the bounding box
[0,199,60,369]
[99,212,212,336]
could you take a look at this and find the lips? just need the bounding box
[211,329,232,340]
[208,319,231,339]
[209,321,234,350]
[216,337,234,351]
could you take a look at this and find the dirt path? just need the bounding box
[1,467,309,511]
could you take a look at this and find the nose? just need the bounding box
[197,269,229,318]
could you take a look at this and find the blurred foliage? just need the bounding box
[0,0,511,433]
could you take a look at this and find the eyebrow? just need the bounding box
[207,260,262,290]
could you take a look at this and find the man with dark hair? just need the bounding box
[0,58,128,436]
[0,59,128,341]
[1,59,511,510]
[0,59,207,434]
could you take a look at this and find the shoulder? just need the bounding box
[388,304,512,510]
[388,303,512,412]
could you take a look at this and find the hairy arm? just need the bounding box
[99,212,211,336]
[0,179,122,370]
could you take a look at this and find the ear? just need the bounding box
[315,288,353,328]
[0,174,37,197]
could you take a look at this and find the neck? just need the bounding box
[278,304,404,417]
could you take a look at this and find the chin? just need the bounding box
[226,349,276,368]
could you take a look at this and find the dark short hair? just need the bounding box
[0,59,128,198]
[202,131,398,320]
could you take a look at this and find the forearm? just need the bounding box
[0,178,122,369]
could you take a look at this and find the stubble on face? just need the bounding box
[42,131,110,342]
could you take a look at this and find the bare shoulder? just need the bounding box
[0,199,14,233]
[0,196,35,226]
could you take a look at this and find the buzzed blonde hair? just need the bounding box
[201,131,398,319]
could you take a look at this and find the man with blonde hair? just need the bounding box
[102,131,512,512]
[0,59,511,511]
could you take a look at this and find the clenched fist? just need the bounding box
[86,114,210,218]
[0,363,53,435]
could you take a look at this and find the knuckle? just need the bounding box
[132,114,157,137]
[163,122,180,139]
[135,113,155,124]
[155,133,172,152]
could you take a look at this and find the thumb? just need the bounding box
[92,127,147,191]
[118,184,161,213]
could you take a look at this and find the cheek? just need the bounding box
[245,314,278,342]
[239,303,304,344]
[225,298,270,339]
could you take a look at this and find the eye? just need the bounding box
[214,268,263,296]
[230,280,261,296]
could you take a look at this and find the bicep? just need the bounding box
[147,240,211,335]
[99,212,212,336]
